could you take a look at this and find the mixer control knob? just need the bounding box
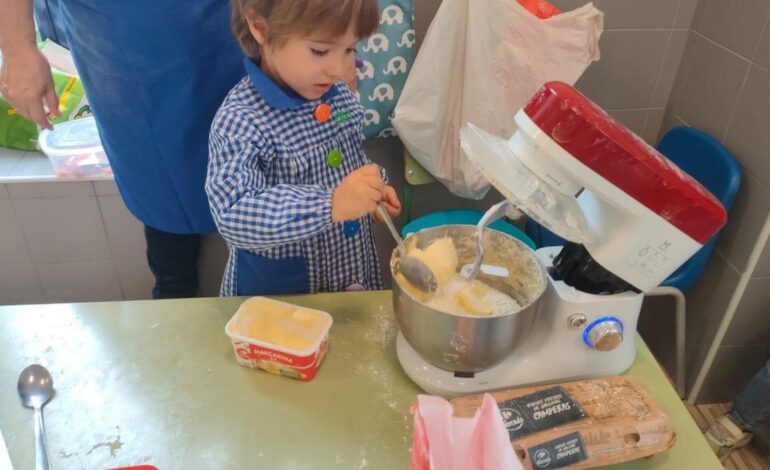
[584,317,624,351]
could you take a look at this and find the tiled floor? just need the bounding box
[686,402,770,469]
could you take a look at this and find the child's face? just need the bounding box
[259,26,359,100]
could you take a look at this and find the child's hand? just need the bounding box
[373,185,402,222]
[332,164,385,222]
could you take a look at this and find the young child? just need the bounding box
[207,0,401,296]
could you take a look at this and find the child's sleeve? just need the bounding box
[206,106,333,251]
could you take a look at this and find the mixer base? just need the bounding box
[398,332,636,397]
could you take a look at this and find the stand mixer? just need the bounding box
[393,82,727,397]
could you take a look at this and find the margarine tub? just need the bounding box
[225,297,333,381]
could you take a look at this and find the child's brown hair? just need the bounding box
[233,0,380,59]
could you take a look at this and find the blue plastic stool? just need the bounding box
[401,209,536,250]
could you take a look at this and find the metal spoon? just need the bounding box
[376,205,438,293]
[461,200,511,280]
[18,365,53,470]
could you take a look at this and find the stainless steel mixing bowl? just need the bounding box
[391,225,547,373]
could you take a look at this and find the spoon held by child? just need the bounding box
[376,204,438,293]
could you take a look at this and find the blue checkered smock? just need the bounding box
[207,58,385,296]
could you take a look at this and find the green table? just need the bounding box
[0,292,720,469]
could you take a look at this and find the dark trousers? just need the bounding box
[144,225,201,299]
[730,358,770,432]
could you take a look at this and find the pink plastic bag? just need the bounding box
[411,394,524,470]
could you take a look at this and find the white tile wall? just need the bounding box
[674,34,751,141]
[0,176,232,303]
[598,0,679,30]
[0,264,44,305]
[37,260,123,303]
[674,0,700,29]
[114,257,155,301]
[7,181,94,198]
[98,195,146,260]
[576,30,671,110]
[13,196,111,263]
[652,30,691,108]
[0,199,32,265]
[643,109,667,144]
[606,109,648,136]
[0,176,235,302]
[93,180,120,196]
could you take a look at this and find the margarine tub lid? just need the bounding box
[226,297,333,354]
[38,117,104,157]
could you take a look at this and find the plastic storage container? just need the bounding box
[38,117,112,177]
[225,297,333,381]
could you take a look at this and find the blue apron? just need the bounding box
[58,0,243,234]
[233,221,367,296]
[34,0,69,48]
[235,251,310,296]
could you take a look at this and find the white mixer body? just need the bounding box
[512,112,704,292]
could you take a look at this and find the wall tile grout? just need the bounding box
[714,248,743,276]
[692,30,754,65]
[639,109,653,142]
[751,12,770,62]
[0,262,42,268]
[7,195,46,300]
[672,112,691,127]
[720,68,752,144]
[644,28,675,131]
[607,106,667,112]
[713,12,770,156]
[717,17,760,145]
[649,30,675,105]
[604,28,693,32]
[95,192,129,301]
[674,113,770,191]
[671,0,683,29]
[757,62,770,74]
[671,33,699,119]
[694,0,709,32]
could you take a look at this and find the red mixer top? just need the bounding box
[523,82,727,245]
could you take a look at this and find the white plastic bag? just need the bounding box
[393,0,603,199]
[410,394,523,470]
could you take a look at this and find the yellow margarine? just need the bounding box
[425,274,521,317]
[454,279,497,316]
[234,297,329,351]
[396,237,459,302]
[407,237,459,288]
[397,237,521,317]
